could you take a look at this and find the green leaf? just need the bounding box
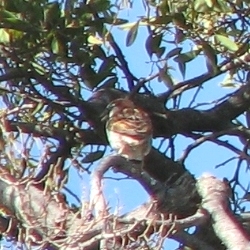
[87,0,110,12]
[81,151,105,163]
[98,57,115,73]
[166,47,182,59]
[31,61,47,75]
[202,43,218,73]
[44,2,61,29]
[51,36,60,54]
[220,81,237,88]
[214,0,231,12]
[92,45,106,59]
[215,34,239,52]
[145,33,163,57]
[88,35,103,45]
[174,50,200,63]
[205,0,214,7]
[178,62,186,79]
[158,67,175,88]
[0,16,38,32]
[119,22,139,30]
[50,33,67,56]
[172,13,186,28]
[157,47,165,57]
[126,20,139,46]
[145,16,172,25]
[99,17,128,25]
[194,0,210,12]
[31,102,44,116]
[158,0,170,15]
[0,10,17,19]
[220,73,238,88]
[80,64,99,89]
[174,50,200,78]
[0,29,10,44]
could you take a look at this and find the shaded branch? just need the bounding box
[89,86,250,138]
[160,51,250,101]
[5,121,104,145]
[89,151,200,217]
[107,33,138,90]
[4,73,250,143]
[171,230,215,250]
[0,162,198,250]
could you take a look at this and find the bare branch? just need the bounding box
[197,174,250,250]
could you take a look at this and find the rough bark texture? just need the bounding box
[197,174,250,250]
[1,84,250,248]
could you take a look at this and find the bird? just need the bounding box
[103,98,152,161]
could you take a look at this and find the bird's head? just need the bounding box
[101,98,134,121]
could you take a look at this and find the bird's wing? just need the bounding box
[108,119,151,138]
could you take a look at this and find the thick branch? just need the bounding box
[197,174,250,250]
[90,151,200,218]
[0,164,198,250]
[89,86,250,138]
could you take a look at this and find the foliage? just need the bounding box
[0,0,249,249]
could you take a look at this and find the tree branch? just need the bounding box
[197,174,250,250]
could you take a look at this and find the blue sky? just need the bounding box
[1,1,249,249]
[9,0,247,249]
[57,0,250,249]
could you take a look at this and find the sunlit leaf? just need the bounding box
[51,36,60,54]
[215,34,239,51]
[205,0,215,7]
[31,102,44,116]
[120,0,132,9]
[0,9,17,19]
[214,0,231,12]
[194,0,210,12]
[173,50,200,63]
[119,22,139,30]
[0,29,10,43]
[126,20,139,46]
[100,17,128,25]
[220,82,238,88]
[31,61,47,75]
[159,67,175,89]
[146,16,172,25]
[220,73,238,88]
[88,35,103,45]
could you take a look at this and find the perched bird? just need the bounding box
[103,98,152,161]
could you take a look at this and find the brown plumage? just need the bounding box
[104,98,152,161]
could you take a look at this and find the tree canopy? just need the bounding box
[0,0,250,249]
